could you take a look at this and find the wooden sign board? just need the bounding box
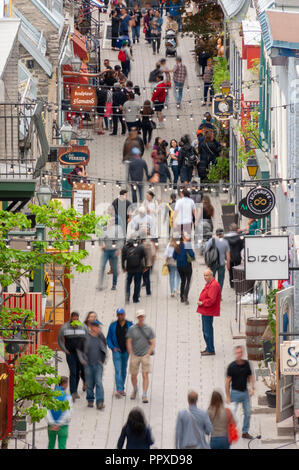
[72,183,95,215]
[0,362,14,440]
[70,86,97,111]
[58,145,90,166]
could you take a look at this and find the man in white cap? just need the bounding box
[131,206,156,238]
[126,309,155,403]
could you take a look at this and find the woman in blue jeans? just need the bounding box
[169,139,180,187]
[164,239,180,296]
[207,390,235,449]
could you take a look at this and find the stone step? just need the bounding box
[260,415,294,444]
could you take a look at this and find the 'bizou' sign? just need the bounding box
[244,235,289,280]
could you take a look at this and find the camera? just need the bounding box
[161,139,168,148]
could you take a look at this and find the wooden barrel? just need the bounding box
[245,317,268,361]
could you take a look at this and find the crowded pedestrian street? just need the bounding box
[2,0,299,454]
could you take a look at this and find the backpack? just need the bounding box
[126,245,141,269]
[204,238,219,269]
[149,68,159,82]
[184,147,198,167]
[118,50,127,63]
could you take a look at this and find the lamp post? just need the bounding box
[60,121,73,146]
[220,80,231,98]
[36,184,52,206]
[246,157,259,179]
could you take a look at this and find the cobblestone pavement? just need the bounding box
[10,17,287,450]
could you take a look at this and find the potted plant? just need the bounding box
[263,289,278,362]
[221,203,235,215]
[258,361,276,408]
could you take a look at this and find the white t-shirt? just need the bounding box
[174,197,195,225]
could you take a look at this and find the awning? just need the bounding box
[71,29,88,62]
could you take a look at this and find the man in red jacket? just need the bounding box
[197,269,221,356]
[151,74,166,128]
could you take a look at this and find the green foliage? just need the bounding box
[207,156,229,182]
[266,289,278,345]
[237,110,259,168]
[183,0,223,41]
[14,346,69,423]
[212,57,230,94]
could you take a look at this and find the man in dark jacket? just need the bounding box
[122,237,146,303]
[178,135,198,184]
[197,130,221,180]
[78,320,107,410]
[58,312,88,400]
[225,223,244,288]
[111,82,127,135]
[106,308,133,398]
[128,148,149,202]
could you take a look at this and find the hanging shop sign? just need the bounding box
[244,235,289,281]
[70,86,97,111]
[72,183,95,215]
[0,362,14,440]
[246,186,275,217]
[238,197,259,219]
[212,94,234,120]
[280,340,299,375]
[58,145,90,166]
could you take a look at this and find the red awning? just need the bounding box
[71,29,88,62]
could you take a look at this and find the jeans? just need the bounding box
[85,363,104,404]
[174,81,184,105]
[132,25,140,43]
[66,351,80,395]
[104,116,112,130]
[180,165,193,183]
[122,59,131,77]
[177,264,192,301]
[126,271,142,302]
[212,264,225,292]
[112,112,126,135]
[99,249,118,288]
[201,315,214,353]
[48,425,69,449]
[152,36,161,53]
[131,183,144,203]
[142,268,151,295]
[171,165,179,186]
[210,436,230,449]
[168,265,180,294]
[113,351,129,392]
[204,82,213,103]
[230,389,251,434]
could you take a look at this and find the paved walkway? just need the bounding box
[10,15,284,450]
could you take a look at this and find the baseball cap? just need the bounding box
[116,308,125,315]
[136,309,145,319]
[216,228,224,236]
[91,320,103,326]
[131,147,141,155]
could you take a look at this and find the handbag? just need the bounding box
[186,250,195,263]
[162,260,169,276]
[226,408,239,444]
[138,326,155,356]
[150,120,157,130]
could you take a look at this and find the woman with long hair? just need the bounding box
[207,390,235,449]
[164,237,180,297]
[202,194,214,233]
[140,100,154,148]
[117,407,154,449]
[173,232,195,305]
[169,138,180,187]
[84,311,98,330]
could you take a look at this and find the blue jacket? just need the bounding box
[173,243,195,268]
[106,320,133,351]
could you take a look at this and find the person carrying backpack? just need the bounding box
[118,40,133,77]
[204,228,230,292]
[178,135,198,184]
[122,237,147,303]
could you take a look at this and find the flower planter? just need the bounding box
[265,390,276,408]
[221,214,239,233]
[221,204,235,215]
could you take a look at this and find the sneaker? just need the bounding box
[96,402,105,410]
[142,395,149,403]
[98,131,105,135]
[170,293,175,297]
[202,103,206,106]
[185,299,189,305]
[242,433,253,439]
[115,391,122,399]
[111,286,116,290]
[201,351,215,356]
[130,388,138,400]
[120,390,126,396]
[87,402,93,407]
[109,133,117,136]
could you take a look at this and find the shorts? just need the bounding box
[129,353,151,375]
[154,102,164,112]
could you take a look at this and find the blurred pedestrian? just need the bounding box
[164,237,180,297]
[173,232,195,305]
[47,376,72,449]
[122,235,147,303]
[208,390,234,449]
[117,407,154,448]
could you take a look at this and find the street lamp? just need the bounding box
[60,121,73,145]
[37,184,52,206]
[246,157,259,179]
[71,55,82,73]
[220,80,231,97]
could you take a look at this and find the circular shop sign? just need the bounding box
[246,187,276,217]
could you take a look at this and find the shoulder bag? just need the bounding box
[185,409,204,449]
[162,259,169,276]
[138,326,155,355]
